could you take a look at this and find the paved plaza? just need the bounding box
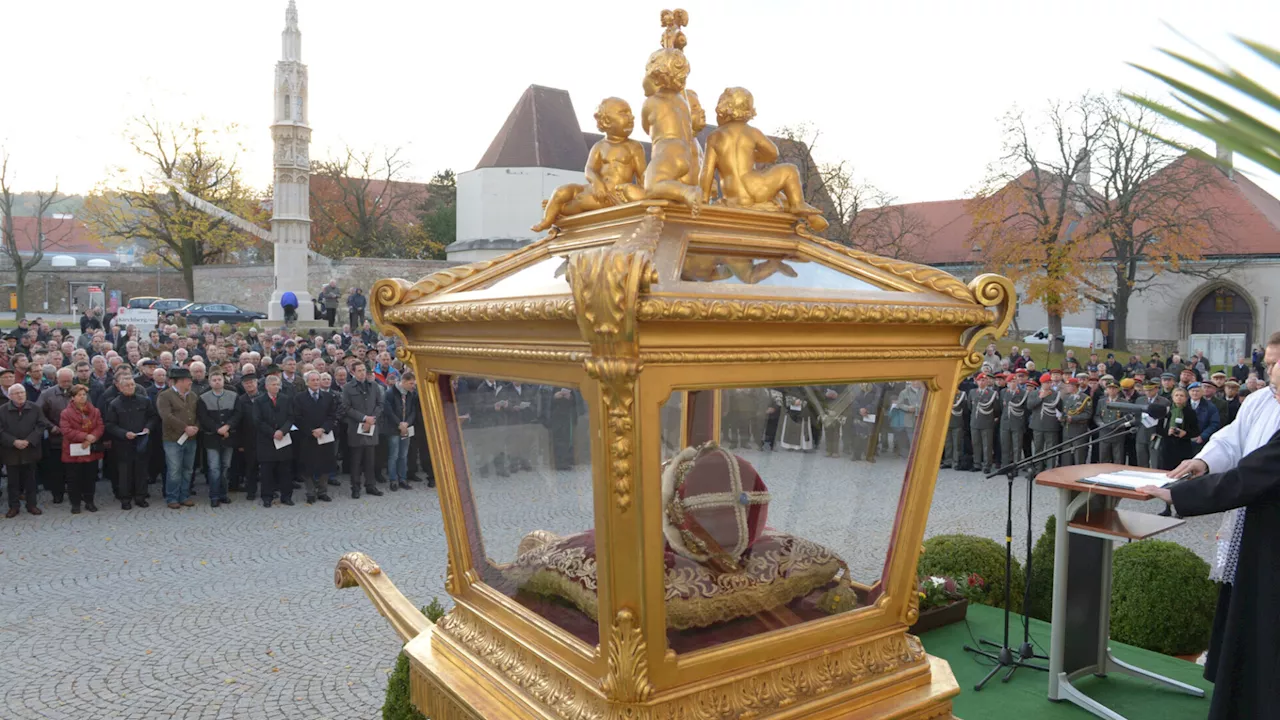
[0,453,1220,719]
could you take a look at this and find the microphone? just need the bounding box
[1098,401,1151,416]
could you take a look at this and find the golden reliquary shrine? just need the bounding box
[336,9,1013,719]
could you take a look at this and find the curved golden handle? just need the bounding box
[962,274,1017,370]
[334,551,432,643]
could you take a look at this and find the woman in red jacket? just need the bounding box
[60,384,105,514]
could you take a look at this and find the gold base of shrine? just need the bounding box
[404,622,959,720]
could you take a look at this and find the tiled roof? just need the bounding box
[880,157,1280,265]
[2,216,106,255]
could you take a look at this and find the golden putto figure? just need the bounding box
[531,98,647,233]
[701,87,829,231]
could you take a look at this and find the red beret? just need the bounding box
[1040,373,1052,383]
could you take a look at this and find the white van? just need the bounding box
[1022,326,1105,349]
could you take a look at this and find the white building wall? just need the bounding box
[1004,260,1280,353]
[456,167,584,244]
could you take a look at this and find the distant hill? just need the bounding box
[4,193,86,217]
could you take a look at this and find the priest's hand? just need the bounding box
[1167,458,1207,480]
[1137,485,1173,504]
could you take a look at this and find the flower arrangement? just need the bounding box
[918,573,986,611]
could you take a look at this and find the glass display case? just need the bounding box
[338,196,1013,720]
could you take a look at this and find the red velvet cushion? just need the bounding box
[507,529,843,630]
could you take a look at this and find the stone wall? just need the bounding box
[192,257,457,315]
[0,266,187,314]
[1125,339,1180,360]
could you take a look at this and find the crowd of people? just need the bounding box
[0,313,435,517]
[943,343,1271,515]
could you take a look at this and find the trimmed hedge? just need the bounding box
[918,534,1023,610]
[1027,515,1056,621]
[383,598,448,720]
[1110,540,1216,655]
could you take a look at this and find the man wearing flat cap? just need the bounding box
[157,366,200,509]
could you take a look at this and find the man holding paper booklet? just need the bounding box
[294,370,339,504]
[254,374,298,507]
[157,367,200,510]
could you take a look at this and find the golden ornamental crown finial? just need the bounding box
[660,8,688,50]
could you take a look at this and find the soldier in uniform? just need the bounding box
[1094,378,1127,463]
[1026,375,1060,476]
[1159,372,1177,400]
[998,370,1028,472]
[940,387,969,469]
[499,381,541,473]
[1134,379,1168,469]
[470,379,510,478]
[847,384,880,462]
[723,388,764,450]
[1060,376,1094,466]
[968,373,1001,473]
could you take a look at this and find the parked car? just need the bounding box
[1022,326,1106,349]
[126,296,161,310]
[174,302,267,324]
[149,298,192,314]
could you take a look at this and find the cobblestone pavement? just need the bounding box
[0,452,1219,719]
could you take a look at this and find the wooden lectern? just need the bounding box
[1035,463,1206,720]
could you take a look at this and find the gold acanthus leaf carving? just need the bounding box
[797,229,974,303]
[906,590,921,625]
[651,633,927,720]
[436,603,928,720]
[405,343,586,364]
[400,260,498,304]
[601,609,653,703]
[637,298,992,326]
[585,357,641,513]
[384,297,577,324]
[436,606,605,720]
[333,551,381,589]
[444,555,458,595]
[639,348,967,364]
[568,210,661,357]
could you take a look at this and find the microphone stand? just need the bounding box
[963,416,1135,690]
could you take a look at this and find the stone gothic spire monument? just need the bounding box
[268,0,313,320]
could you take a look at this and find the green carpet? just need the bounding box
[920,604,1213,720]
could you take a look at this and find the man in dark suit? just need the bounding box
[253,373,296,507]
[293,370,339,503]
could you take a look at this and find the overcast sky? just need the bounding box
[3,1,1279,205]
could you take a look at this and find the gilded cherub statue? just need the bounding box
[530,98,647,232]
[699,87,830,232]
[641,11,701,211]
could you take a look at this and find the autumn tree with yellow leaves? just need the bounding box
[971,94,1231,351]
[83,116,269,298]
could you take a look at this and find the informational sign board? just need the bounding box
[115,308,159,334]
[1189,333,1246,367]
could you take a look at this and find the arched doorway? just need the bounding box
[1189,285,1254,359]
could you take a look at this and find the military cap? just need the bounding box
[1161,372,1176,380]
[1120,378,1135,389]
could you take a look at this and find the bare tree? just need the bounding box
[1074,96,1236,348]
[969,97,1107,354]
[0,151,70,320]
[848,198,931,261]
[310,146,429,258]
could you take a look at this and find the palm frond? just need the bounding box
[1124,37,1280,177]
